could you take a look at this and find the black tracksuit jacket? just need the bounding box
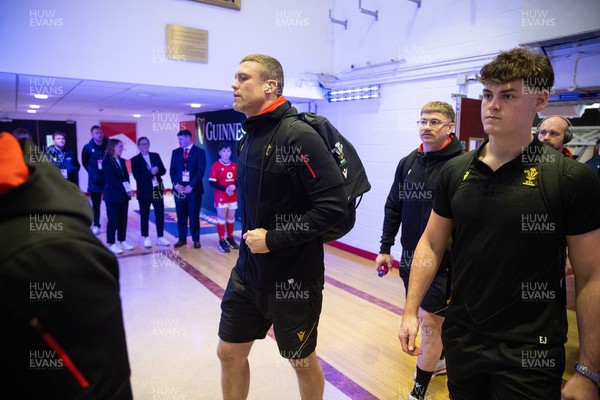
[235,101,347,290]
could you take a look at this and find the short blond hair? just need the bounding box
[240,54,284,95]
[421,101,455,122]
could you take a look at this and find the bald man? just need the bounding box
[537,115,574,157]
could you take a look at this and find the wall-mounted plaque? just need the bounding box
[166,24,208,63]
[188,0,240,11]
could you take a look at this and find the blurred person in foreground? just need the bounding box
[0,132,132,399]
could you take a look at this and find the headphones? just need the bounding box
[536,115,573,144]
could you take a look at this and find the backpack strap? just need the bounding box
[448,149,478,201]
[537,145,564,235]
[536,145,567,306]
[445,149,478,301]
[400,150,419,182]
[254,114,296,224]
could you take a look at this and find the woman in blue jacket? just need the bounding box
[103,139,134,254]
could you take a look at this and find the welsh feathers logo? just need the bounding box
[523,167,538,187]
[331,142,347,167]
[331,142,348,178]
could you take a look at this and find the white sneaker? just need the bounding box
[120,241,134,251]
[92,226,100,235]
[109,244,123,254]
[143,237,152,248]
[156,237,171,246]
[432,358,447,379]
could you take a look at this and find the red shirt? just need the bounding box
[209,159,238,203]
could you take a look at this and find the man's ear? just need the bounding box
[265,80,277,94]
[534,90,549,111]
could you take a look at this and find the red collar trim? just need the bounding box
[258,96,287,116]
[418,135,453,153]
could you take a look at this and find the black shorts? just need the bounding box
[218,269,323,359]
[400,266,449,316]
[442,320,565,399]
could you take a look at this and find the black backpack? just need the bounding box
[258,112,371,242]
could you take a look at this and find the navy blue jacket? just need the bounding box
[169,145,206,194]
[131,152,166,201]
[81,138,108,192]
[102,156,131,203]
[46,145,80,184]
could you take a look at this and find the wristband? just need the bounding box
[574,362,600,389]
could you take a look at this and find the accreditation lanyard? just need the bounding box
[144,155,159,187]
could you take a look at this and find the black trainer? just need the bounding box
[218,239,231,253]
[226,237,239,249]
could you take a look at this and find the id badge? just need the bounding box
[182,170,190,183]
[122,181,132,192]
[152,176,159,187]
[97,159,103,170]
[60,169,68,179]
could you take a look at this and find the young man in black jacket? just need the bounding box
[81,125,108,235]
[217,54,347,400]
[377,101,463,400]
[46,131,80,185]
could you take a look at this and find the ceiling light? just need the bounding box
[29,104,40,109]
[34,94,48,99]
[190,103,202,108]
[27,109,37,114]
[133,114,141,118]
[327,85,381,103]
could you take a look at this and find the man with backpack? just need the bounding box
[399,48,600,399]
[217,54,347,400]
[376,101,463,400]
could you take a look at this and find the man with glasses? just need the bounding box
[131,137,170,248]
[376,101,462,400]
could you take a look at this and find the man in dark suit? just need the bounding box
[131,137,170,248]
[169,129,206,248]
